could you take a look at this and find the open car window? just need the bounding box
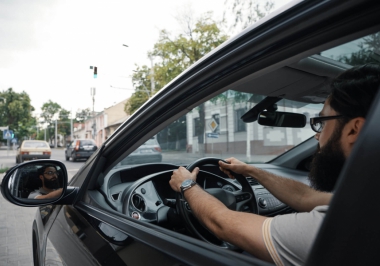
[113,91,321,169]
[112,30,380,170]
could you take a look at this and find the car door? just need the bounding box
[46,1,380,265]
[47,152,262,266]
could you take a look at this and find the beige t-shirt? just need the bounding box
[262,205,328,266]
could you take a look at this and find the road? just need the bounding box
[0,147,85,265]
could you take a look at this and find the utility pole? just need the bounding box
[149,56,155,96]
[71,109,73,142]
[55,119,57,148]
[91,87,96,139]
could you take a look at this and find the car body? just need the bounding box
[2,1,380,265]
[120,137,162,165]
[64,139,97,162]
[15,140,51,163]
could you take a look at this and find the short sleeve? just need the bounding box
[262,206,328,266]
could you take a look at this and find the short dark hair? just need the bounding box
[329,63,380,119]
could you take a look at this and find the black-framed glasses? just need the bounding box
[44,171,58,176]
[310,115,346,133]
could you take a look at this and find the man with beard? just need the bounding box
[170,63,380,265]
[28,165,63,199]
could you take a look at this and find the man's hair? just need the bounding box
[329,63,380,119]
[38,164,57,176]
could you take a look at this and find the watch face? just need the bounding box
[182,179,192,187]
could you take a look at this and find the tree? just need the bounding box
[75,108,92,122]
[40,101,62,145]
[336,33,380,65]
[223,0,275,33]
[124,65,152,115]
[126,12,228,115]
[0,88,34,142]
[125,12,228,153]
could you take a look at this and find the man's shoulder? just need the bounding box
[28,189,42,199]
[265,205,329,265]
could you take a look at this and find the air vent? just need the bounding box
[247,177,260,186]
[111,192,121,201]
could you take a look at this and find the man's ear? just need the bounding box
[344,117,366,144]
[39,175,44,181]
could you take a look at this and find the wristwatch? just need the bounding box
[180,179,197,192]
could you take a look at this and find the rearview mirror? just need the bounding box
[257,111,306,128]
[0,160,67,206]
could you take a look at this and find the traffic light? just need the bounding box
[94,67,97,78]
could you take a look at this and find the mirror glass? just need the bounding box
[7,162,64,200]
[257,111,306,128]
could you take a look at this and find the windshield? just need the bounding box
[23,141,49,148]
[116,91,321,167]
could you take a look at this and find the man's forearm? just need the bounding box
[183,184,272,262]
[248,167,331,212]
[183,185,227,233]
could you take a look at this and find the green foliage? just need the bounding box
[39,100,73,143]
[0,88,34,141]
[125,65,152,114]
[337,33,380,66]
[224,0,275,32]
[76,108,92,122]
[0,167,9,174]
[125,12,228,114]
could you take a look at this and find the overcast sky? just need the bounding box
[0,0,292,116]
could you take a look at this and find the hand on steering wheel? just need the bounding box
[176,157,258,249]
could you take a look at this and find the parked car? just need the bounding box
[120,137,162,165]
[15,140,51,163]
[2,1,380,265]
[65,139,97,162]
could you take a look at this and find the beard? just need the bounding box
[43,176,61,190]
[308,127,346,192]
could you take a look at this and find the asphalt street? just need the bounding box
[0,147,83,265]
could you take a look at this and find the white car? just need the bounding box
[16,140,51,163]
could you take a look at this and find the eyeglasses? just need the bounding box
[310,115,346,133]
[44,171,59,176]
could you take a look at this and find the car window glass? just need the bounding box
[112,30,380,170]
[23,141,49,148]
[81,140,95,146]
[321,32,380,65]
[113,91,321,169]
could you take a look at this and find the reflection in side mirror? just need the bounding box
[7,162,64,200]
[257,111,306,128]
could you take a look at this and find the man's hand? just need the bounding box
[218,157,251,179]
[170,166,199,192]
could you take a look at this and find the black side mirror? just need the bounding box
[257,111,306,128]
[0,160,70,206]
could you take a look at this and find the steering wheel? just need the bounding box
[176,157,258,249]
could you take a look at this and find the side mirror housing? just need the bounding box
[0,160,76,207]
[257,111,306,128]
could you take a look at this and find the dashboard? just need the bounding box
[99,163,309,223]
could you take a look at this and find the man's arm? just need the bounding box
[219,158,332,212]
[170,167,273,263]
[35,188,63,199]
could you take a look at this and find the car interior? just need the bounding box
[10,164,64,199]
[81,29,380,253]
